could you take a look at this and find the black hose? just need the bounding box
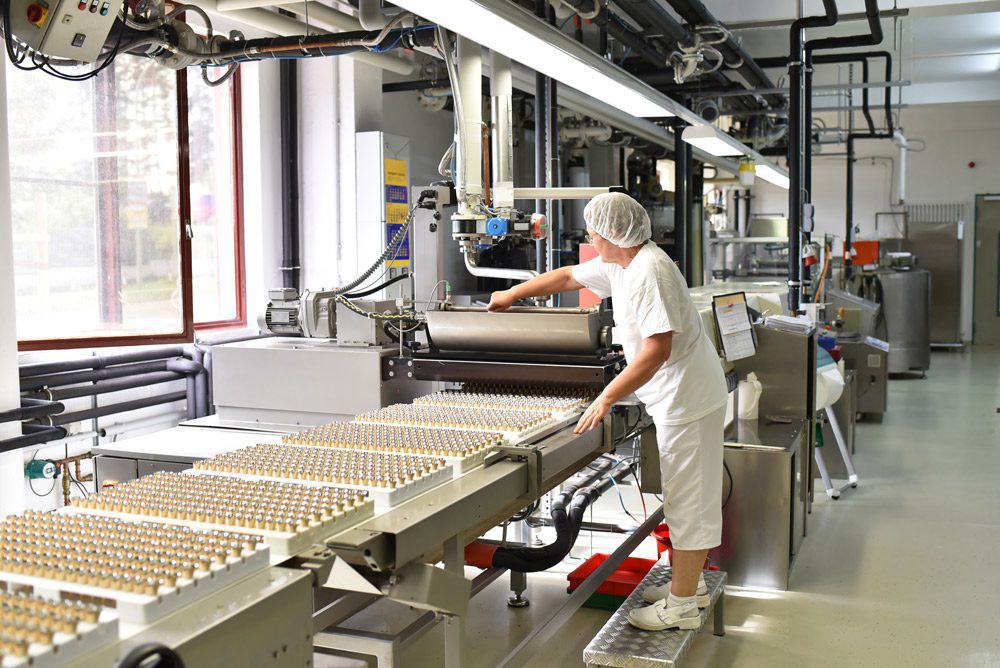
[117,643,185,668]
[490,459,619,572]
[342,272,411,299]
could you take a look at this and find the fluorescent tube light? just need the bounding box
[392,0,689,119]
[680,125,745,157]
[755,163,790,189]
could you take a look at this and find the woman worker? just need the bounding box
[487,192,727,631]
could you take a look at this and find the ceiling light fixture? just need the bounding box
[391,0,704,120]
[680,125,745,156]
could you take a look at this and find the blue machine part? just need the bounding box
[485,217,509,236]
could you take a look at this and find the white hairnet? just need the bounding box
[583,192,651,248]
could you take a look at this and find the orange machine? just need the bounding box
[849,239,880,267]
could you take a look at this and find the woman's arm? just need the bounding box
[486,266,585,311]
[574,331,673,434]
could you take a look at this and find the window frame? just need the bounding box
[14,65,246,351]
[191,69,247,332]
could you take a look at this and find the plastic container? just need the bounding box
[566,553,658,605]
[652,523,672,562]
[737,372,762,420]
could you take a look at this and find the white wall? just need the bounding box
[752,101,1000,340]
[381,79,455,188]
[0,51,25,516]
[240,60,283,320]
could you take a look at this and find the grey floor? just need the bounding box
[317,346,1000,668]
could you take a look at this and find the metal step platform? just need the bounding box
[583,566,726,668]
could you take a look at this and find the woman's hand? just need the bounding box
[574,395,614,434]
[487,290,516,312]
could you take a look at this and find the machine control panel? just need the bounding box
[8,0,118,62]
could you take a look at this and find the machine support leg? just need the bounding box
[825,407,859,486]
[443,533,465,668]
[814,447,840,499]
[508,520,529,607]
[713,590,725,637]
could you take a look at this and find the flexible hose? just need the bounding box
[332,203,418,296]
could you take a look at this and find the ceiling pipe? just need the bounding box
[358,0,389,30]
[802,0,885,287]
[663,0,785,108]
[199,0,415,74]
[785,0,839,313]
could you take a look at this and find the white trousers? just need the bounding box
[655,404,725,551]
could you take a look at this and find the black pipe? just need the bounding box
[786,0,839,312]
[619,0,692,46]
[801,0,885,282]
[0,397,65,424]
[19,347,186,379]
[664,0,786,108]
[280,59,301,291]
[558,1,668,71]
[51,392,189,426]
[548,5,561,273]
[534,0,548,275]
[381,76,489,94]
[690,163,703,285]
[0,423,69,455]
[38,372,187,401]
[20,360,180,392]
[674,133,691,282]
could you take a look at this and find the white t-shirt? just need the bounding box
[572,242,728,425]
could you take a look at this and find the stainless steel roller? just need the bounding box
[424,306,607,355]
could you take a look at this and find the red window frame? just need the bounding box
[16,66,246,350]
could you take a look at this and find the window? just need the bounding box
[188,72,245,328]
[6,57,244,350]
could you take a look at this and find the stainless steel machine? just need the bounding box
[852,267,931,375]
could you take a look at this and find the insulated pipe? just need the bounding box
[457,36,483,201]
[464,253,538,282]
[199,0,414,74]
[0,397,65,424]
[39,372,186,401]
[19,347,186,378]
[0,424,68,455]
[786,0,839,313]
[20,358,202,392]
[280,59,300,291]
[20,361,179,392]
[51,392,189,426]
[490,51,514,209]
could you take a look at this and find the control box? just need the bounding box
[8,0,118,63]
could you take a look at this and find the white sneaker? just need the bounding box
[627,598,701,632]
[641,575,710,608]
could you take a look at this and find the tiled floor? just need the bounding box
[316,347,1000,667]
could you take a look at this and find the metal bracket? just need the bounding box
[496,443,543,500]
[381,355,415,381]
[290,544,338,587]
